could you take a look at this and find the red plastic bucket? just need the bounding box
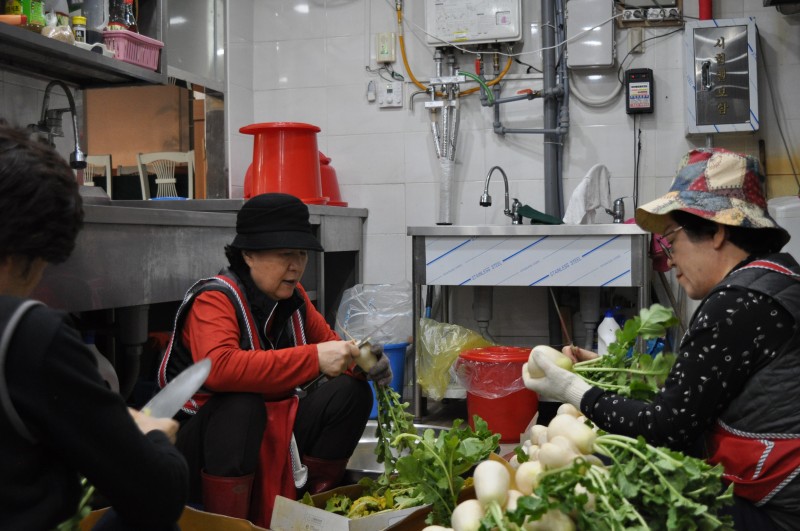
[239,122,328,205]
[319,151,347,207]
[457,346,539,443]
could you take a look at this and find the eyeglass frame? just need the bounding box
[655,226,684,261]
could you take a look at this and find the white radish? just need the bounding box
[422,527,453,531]
[574,483,596,512]
[505,489,525,512]
[530,425,549,446]
[515,460,543,495]
[557,403,582,418]
[527,444,540,462]
[527,345,574,378]
[549,435,579,455]
[538,441,577,470]
[546,413,580,442]
[355,342,377,371]
[509,454,520,470]
[473,460,510,507]
[560,420,597,455]
[451,499,485,531]
[524,509,576,531]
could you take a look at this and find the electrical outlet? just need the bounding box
[622,8,645,21]
[628,27,644,54]
[377,80,403,108]
[647,7,666,21]
[376,32,396,63]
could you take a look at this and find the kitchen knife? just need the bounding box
[548,287,578,356]
[142,358,211,418]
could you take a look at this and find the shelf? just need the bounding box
[0,23,166,87]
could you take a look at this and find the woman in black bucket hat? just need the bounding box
[524,148,800,530]
[157,193,391,527]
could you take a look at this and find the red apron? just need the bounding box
[707,422,800,504]
[249,396,299,528]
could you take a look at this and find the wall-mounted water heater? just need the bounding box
[683,18,759,135]
[424,0,522,46]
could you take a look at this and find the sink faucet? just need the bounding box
[605,196,626,223]
[28,80,86,170]
[479,166,522,224]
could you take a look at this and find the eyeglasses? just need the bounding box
[656,226,683,261]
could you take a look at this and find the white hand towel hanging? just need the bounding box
[563,164,612,224]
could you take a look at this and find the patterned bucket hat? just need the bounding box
[635,148,790,247]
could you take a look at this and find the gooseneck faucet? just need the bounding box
[30,80,86,170]
[480,165,522,224]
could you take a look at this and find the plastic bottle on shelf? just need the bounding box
[597,309,621,356]
[108,0,137,32]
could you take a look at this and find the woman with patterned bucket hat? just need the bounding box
[523,148,800,530]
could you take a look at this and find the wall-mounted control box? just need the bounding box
[625,68,654,114]
[377,80,403,108]
[566,0,615,68]
[425,0,522,45]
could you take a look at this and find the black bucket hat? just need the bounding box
[232,193,324,252]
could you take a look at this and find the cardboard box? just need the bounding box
[270,484,424,531]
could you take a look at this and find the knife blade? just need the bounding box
[142,358,211,418]
[548,287,577,355]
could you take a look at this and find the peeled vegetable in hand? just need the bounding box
[355,342,378,372]
[527,345,573,378]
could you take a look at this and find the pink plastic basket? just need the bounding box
[103,30,163,71]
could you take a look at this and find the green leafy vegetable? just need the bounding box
[393,416,500,526]
[573,304,679,400]
[496,431,734,531]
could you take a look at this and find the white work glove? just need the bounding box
[521,350,591,409]
[366,345,393,387]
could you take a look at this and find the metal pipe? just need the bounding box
[542,0,559,218]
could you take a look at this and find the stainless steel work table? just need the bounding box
[407,223,652,417]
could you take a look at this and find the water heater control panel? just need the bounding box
[425,0,522,46]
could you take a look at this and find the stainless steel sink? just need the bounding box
[346,420,448,479]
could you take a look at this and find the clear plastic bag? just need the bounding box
[416,317,494,401]
[452,346,530,400]
[334,282,412,345]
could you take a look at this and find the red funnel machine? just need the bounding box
[240,122,328,204]
[319,151,347,207]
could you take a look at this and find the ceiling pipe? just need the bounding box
[699,0,712,20]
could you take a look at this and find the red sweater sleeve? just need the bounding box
[181,285,338,400]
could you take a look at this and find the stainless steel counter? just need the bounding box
[407,223,652,416]
[36,201,368,313]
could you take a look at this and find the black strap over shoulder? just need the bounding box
[0,299,43,444]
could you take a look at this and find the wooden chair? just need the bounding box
[84,155,113,197]
[136,151,195,199]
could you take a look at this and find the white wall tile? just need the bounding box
[326,83,407,135]
[326,0,365,38]
[253,87,328,129]
[275,39,327,89]
[362,233,407,284]
[343,183,406,233]
[253,0,326,42]
[228,0,254,44]
[326,35,367,86]
[326,132,404,185]
[252,42,280,90]
[228,41,254,91]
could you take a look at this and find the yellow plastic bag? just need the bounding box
[416,318,494,401]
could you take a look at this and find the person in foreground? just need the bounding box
[0,123,188,529]
[523,148,800,530]
[157,192,392,527]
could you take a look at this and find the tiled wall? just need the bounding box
[226,1,800,345]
